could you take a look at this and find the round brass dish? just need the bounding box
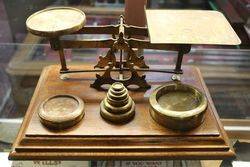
[100,82,135,123]
[26,7,86,37]
[149,82,207,131]
[38,94,84,129]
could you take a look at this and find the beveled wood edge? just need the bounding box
[15,145,229,152]
[17,136,228,149]
[195,67,235,155]
[9,150,235,160]
[10,67,51,152]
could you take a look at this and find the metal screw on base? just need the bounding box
[171,74,181,81]
[60,74,70,80]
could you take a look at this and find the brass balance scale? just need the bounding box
[9,7,241,160]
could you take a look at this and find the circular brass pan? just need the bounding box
[26,7,86,37]
[38,94,84,130]
[149,82,208,131]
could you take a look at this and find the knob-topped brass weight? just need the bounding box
[100,82,135,123]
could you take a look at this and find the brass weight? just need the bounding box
[100,82,135,123]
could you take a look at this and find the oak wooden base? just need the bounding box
[9,65,235,160]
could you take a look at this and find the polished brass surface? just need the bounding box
[100,82,135,123]
[25,9,191,90]
[146,10,241,45]
[26,7,86,37]
[25,7,242,90]
[38,94,84,129]
[149,82,208,131]
[91,16,150,89]
[94,16,149,69]
[91,62,150,90]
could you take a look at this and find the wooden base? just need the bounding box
[9,65,235,160]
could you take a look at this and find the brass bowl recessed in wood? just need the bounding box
[149,82,207,131]
[38,94,84,130]
[26,7,86,37]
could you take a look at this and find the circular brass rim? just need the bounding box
[149,82,207,121]
[100,100,135,123]
[112,82,124,91]
[110,87,126,96]
[108,88,128,100]
[107,95,129,107]
[26,7,86,37]
[104,96,133,114]
[38,94,84,128]
[39,111,85,130]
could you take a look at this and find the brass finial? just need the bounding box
[100,82,135,123]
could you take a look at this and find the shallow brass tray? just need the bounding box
[149,82,208,131]
[146,10,241,45]
[26,7,86,37]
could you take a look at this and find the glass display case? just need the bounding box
[0,0,249,166]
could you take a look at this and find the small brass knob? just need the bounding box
[100,82,135,123]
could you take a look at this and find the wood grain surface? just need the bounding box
[9,65,235,160]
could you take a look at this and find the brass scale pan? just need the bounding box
[26,7,86,37]
[149,82,207,131]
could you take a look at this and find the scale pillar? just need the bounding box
[49,38,68,72]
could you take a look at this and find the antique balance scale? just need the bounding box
[9,6,241,160]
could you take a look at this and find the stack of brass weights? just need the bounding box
[100,82,135,123]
